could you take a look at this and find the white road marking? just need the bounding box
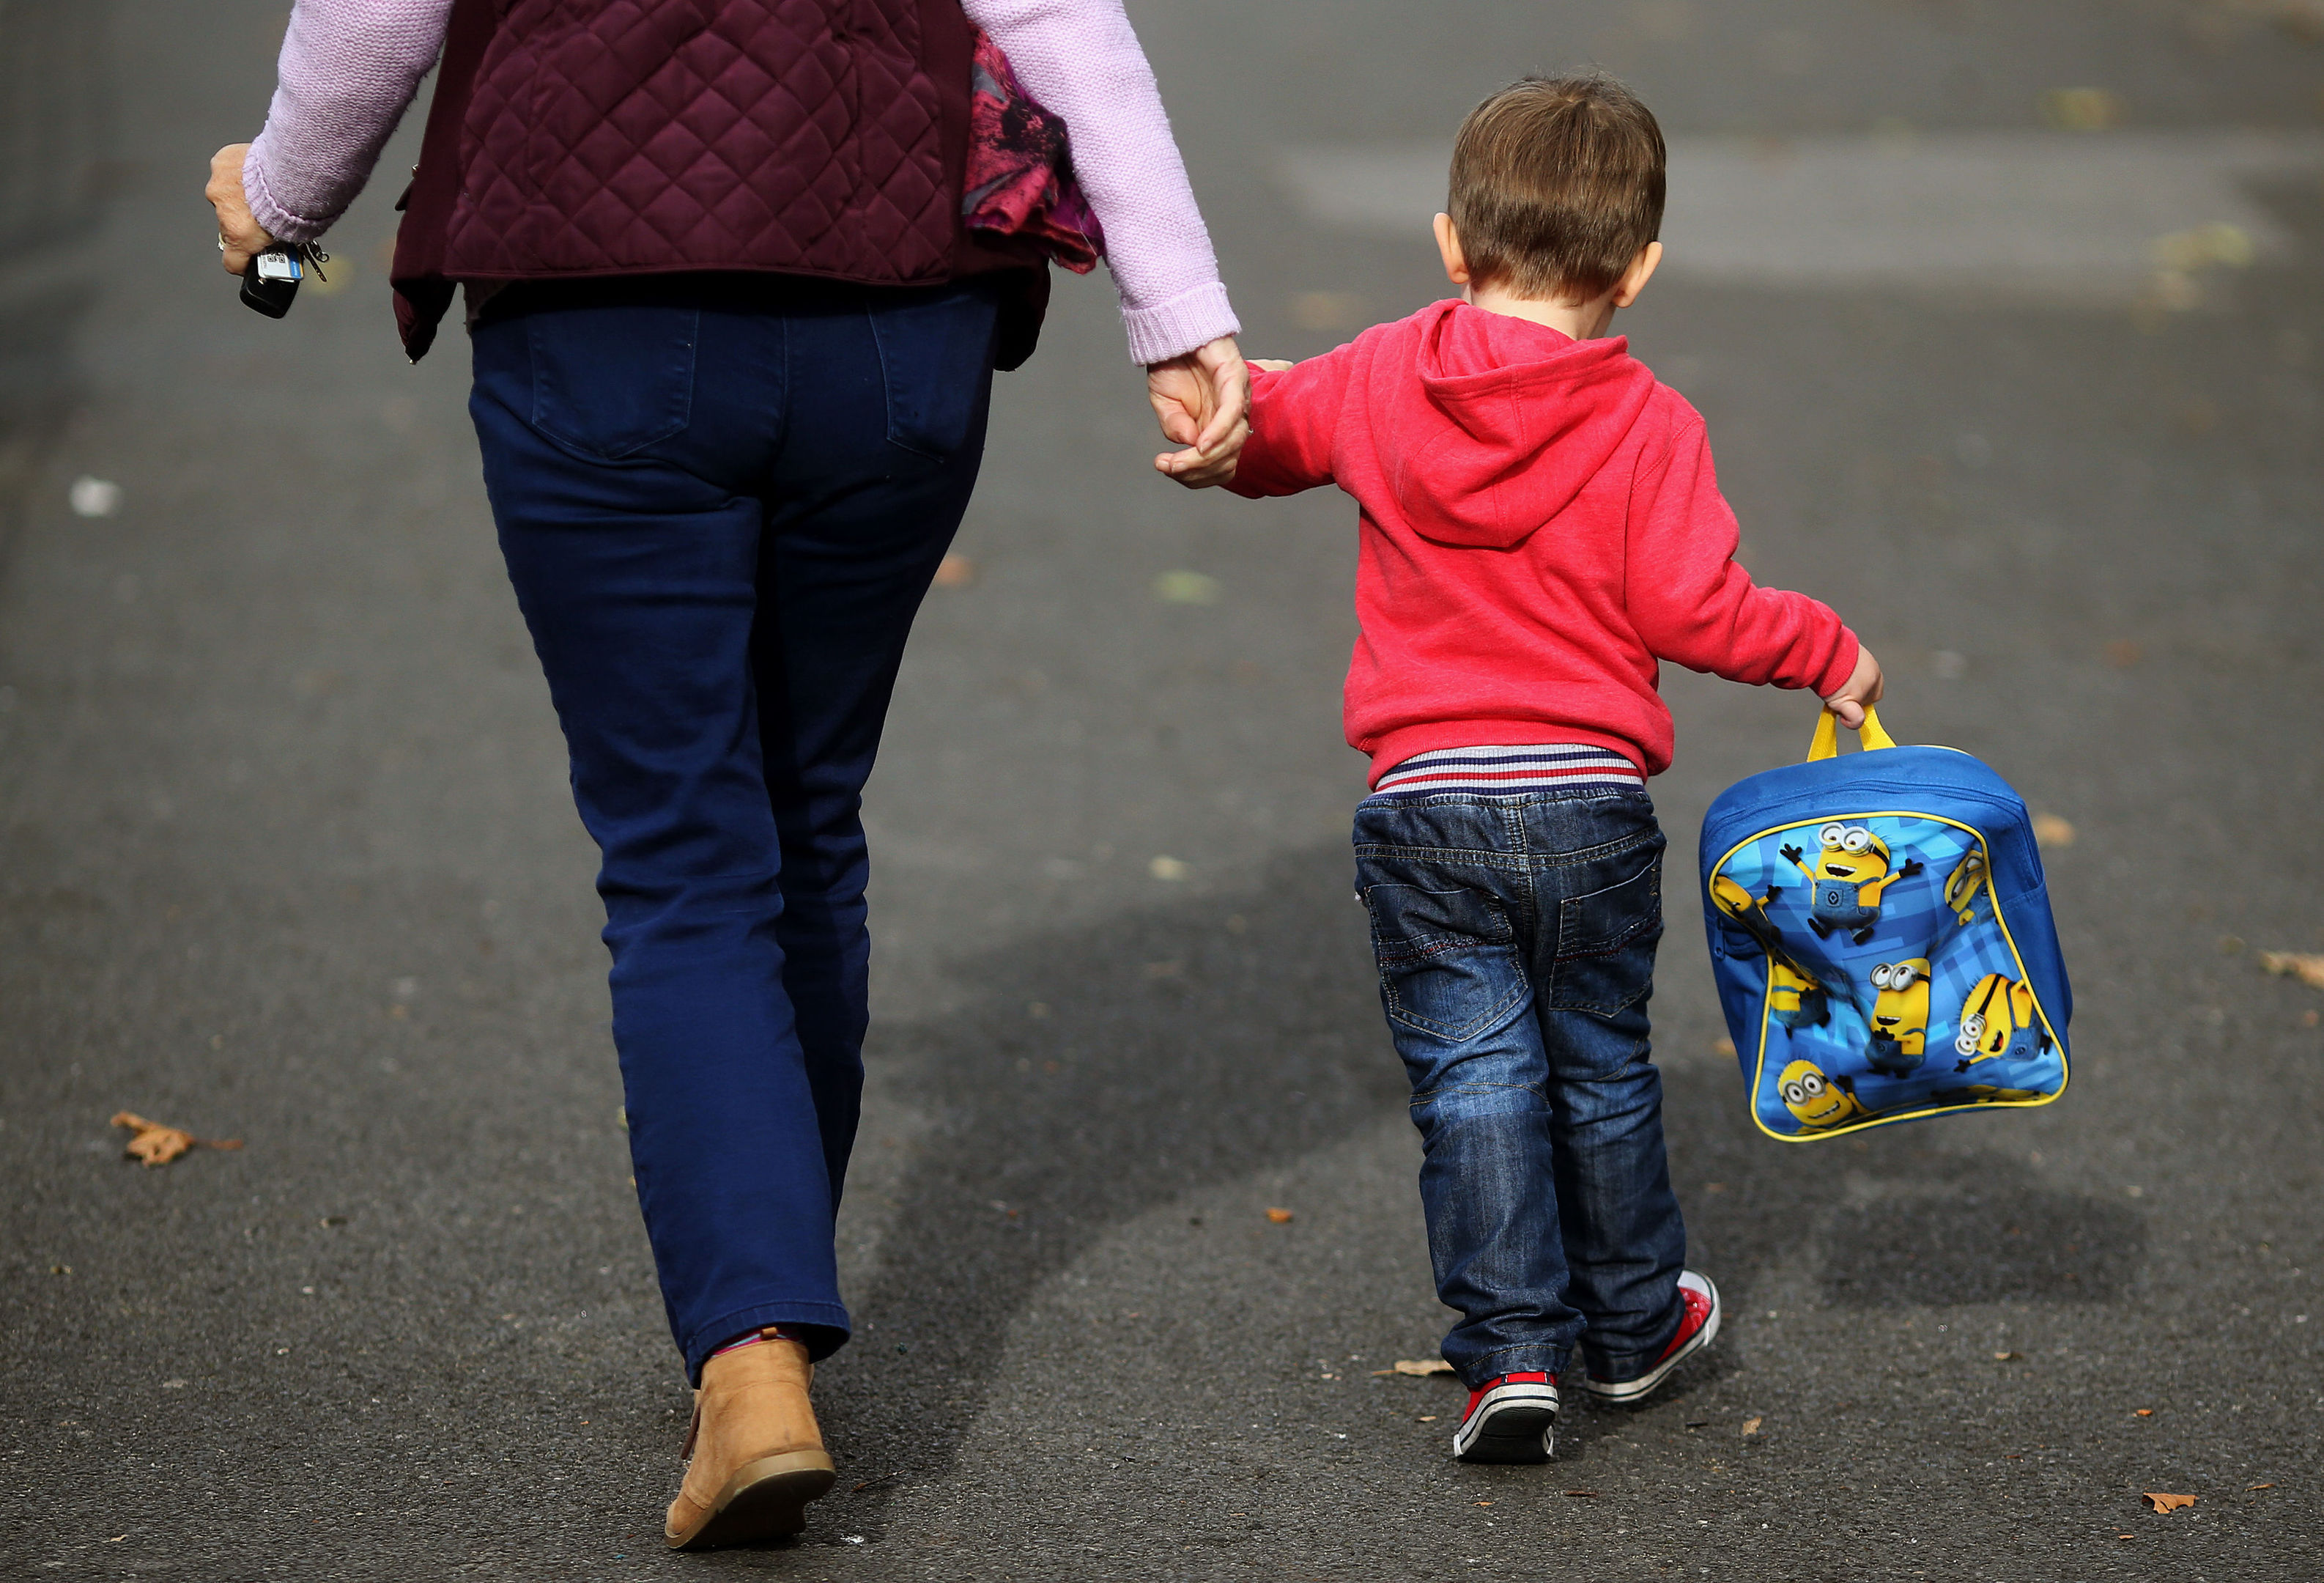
[1275,130,2324,303]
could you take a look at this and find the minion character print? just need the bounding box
[1768,959,1832,1032]
[1777,1057,1869,1130]
[1953,973,2053,1070]
[1782,822,1925,945]
[1711,874,1832,1032]
[1707,784,2069,1142]
[1865,957,1932,1076]
[1942,849,1989,928]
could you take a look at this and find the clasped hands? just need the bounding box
[1146,337,1255,489]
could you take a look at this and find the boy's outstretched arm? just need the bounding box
[1624,414,1867,708]
[1202,344,1361,497]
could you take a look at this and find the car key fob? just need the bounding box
[240,244,308,318]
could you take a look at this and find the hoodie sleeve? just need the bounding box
[1223,346,1358,498]
[1624,410,1859,695]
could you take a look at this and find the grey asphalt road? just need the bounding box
[4,2,2322,1579]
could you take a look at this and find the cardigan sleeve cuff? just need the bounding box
[240,145,328,246]
[1122,280,1240,366]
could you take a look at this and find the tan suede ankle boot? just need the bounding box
[664,1331,835,1549]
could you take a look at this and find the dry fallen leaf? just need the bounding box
[1994,1350,2021,1361]
[1711,1037,1736,1056]
[1416,1414,1437,1422]
[1152,569,1221,606]
[2143,1492,2197,1514]
[2135,1408,2155,1417]
[2247,1483,2276,1491]
[115,1113,192,1166]
[931,553,977,588]
[1289,292,1366,332]
[111,1112,242,1168]
[1741,1417,1763,1436]
[1384,1358,1454,1376]
[2042,86,2125,131]
[1562,1490,1598,1499]
[2257,951,2324,990]
[1265,1206,1295,1224]
[2032,813,2076,848]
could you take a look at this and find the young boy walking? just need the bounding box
[1210,74,1882,1462]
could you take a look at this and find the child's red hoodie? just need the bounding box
[1226,299,1858,783]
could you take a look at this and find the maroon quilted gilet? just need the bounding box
[392,0,1025,361]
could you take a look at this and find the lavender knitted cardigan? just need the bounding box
[243,0,1238,364]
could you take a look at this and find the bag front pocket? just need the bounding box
[1709,811,2068,1141]
[1362,883,1529,1043]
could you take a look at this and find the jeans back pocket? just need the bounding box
[867,282,1001,460]
[527,303,700,460]
[1547,845,1664,1016]
[1363,882,1530,1043]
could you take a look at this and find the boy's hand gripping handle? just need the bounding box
[1807,706,1896,761]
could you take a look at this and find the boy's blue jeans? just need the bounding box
[467,273,1000,1381]
[1353,786,1688,1388]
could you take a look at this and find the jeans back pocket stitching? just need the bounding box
[525,308,699,461]
[1365,883,1528,1042]
[1544,856,1663,1016]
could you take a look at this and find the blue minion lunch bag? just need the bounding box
[1698,709,2070,1141]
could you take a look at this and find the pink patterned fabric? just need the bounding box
[243,0,1235,362]
[966,29,1102,274]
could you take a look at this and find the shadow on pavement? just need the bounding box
[828,844,1401,1481]
[1818,1181,2145,1307]
[816,842,2147,1531]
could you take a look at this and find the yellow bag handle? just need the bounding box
[1807,705,1896,761]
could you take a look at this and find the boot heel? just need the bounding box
[667,1449,835,1549]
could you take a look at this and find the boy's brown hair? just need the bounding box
[1448,73,1666,303]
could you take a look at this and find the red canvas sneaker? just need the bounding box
[1451,1371,1560,1463]
[1579,1270,1721,1403]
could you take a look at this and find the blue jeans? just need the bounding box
[468,273,1001,1381]
[1353,788,1687,1387]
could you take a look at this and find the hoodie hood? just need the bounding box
[1390,299,1658,548]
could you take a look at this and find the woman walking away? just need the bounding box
[205,0,1246,1547]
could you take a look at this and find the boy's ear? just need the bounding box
[1609,240,1663,309]
[1433,213,1472,287]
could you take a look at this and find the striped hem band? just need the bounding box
[1372,743,1644,798]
